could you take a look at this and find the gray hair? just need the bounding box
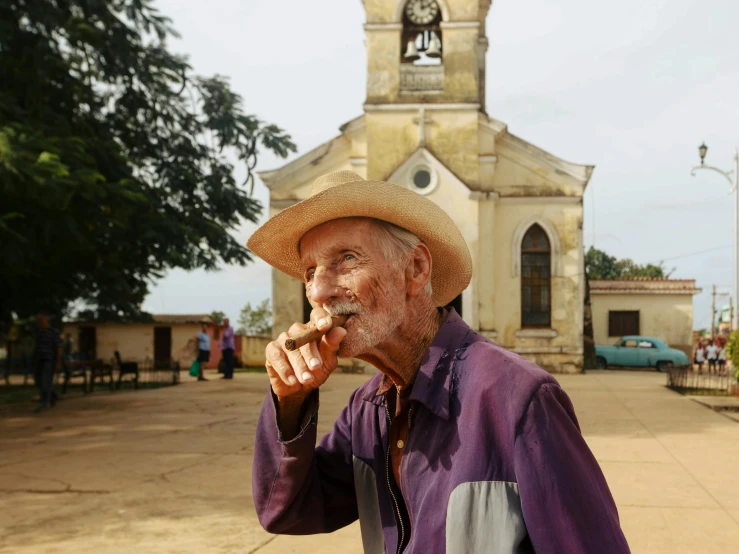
[373,220,433,296]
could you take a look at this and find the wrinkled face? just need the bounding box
[300,218,408,357]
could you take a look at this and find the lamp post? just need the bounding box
[691,143,739,330]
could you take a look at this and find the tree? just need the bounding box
[585,247,672,280]
[208,311,226,326]
[238,299,272,336]
[0,0,296,329]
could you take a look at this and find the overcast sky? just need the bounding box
[142,0,739,331]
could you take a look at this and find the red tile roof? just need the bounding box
[589,278,701,294]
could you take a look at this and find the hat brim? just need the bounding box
[246,180,472,307]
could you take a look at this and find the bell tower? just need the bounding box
[362,0,492,183]
[363,0,491,108]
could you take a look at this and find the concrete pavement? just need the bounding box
[0,370,737,553]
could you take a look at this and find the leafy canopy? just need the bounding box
[0,0,296,326]
[237,299,272,336]
[585,247,672,280]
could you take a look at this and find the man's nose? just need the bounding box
[308,269,342,306]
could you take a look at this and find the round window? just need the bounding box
[405,163,438,195]
[413,169,432,189]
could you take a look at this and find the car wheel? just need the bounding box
[595,356,607,370]
[656,361,673,373]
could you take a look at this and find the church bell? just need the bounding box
[425,35,442,58]
[404,39,420,61]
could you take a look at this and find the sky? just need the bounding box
[142,0,739,331]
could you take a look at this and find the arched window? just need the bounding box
[521,224,551,328]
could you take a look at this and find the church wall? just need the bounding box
[493,147,584,197]
[441,28,481,103]
[366,110,479,183]
[491,200,585,373]
[366,30,401,103]
[421,171,480,328]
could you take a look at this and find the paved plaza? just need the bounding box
[1,370,738,553]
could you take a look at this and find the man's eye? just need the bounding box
[306,271,315,281]
[344,254,355,261]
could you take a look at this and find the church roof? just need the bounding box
[479,114,594,186]
[258,112,594,193]
[259,116,364,191]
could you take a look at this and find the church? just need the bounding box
[259,0,592,373]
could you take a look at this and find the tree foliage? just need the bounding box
[208,311,226,325]
[585,247,672,280]
[238,299,272,336]
[0,0,296,326]
[727,330,739,382]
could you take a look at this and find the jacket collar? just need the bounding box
[362,308,472,420]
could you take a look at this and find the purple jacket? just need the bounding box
[253,310,630,553]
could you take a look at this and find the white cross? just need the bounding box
[412,107,434,147]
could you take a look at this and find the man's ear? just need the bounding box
[406,243,433,297]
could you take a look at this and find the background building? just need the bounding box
[260,0,592,373]
[590,278,701,357]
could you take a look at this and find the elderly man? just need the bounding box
[248,171,630,553]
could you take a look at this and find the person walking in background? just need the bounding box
[220,318,235,380]
[706,339,719,375]
[694,340,705,373]
[718,343,727,376]
[195,322,210,381]
[62,333,73,362]
[32,313,61,413]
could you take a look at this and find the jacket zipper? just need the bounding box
[384,398,405,554]
[399,405,414,550]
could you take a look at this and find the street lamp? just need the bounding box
[691,143,739,329]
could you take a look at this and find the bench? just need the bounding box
[114,351,139,389]
[61,360,89,393]
[1,356,33,386]
[89,359,114,392]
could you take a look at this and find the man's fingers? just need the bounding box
[319,327,347,359]
[266,340,298,387]
[299,341,322,373]
[286,348,312,384]
[310,307,333,332]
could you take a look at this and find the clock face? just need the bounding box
[406,0,439,26]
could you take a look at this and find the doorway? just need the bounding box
[78,326,97,360]
[154,327,172,367]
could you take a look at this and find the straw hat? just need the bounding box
[246,170,472,307]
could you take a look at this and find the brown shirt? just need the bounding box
[377,377,413,490]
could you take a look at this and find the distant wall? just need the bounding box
[62,322,201,367]
[240,336,271,367]
[590,293,694,355]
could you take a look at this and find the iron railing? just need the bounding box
[667,367,733,396]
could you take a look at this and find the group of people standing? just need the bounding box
[193,319,235,381]
[693,338,727,375]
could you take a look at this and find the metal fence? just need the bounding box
[667,367,733,396]
[1,358,180,391]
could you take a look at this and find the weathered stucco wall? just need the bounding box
[366,109,479,183]
[590,293,694,355]
[490,200,585,373]
[241,336,271,367]
[62,323,200,367]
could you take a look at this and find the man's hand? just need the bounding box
[265,307,347,401]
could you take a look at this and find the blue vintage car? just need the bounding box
[595,336,690,372]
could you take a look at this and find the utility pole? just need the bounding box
[711,285,717,340]
[731,296,735,333]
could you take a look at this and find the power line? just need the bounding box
[659,244,732,263]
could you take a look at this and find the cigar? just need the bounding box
[284,315,348,351]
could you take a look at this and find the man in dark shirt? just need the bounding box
[33,313,61,412]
